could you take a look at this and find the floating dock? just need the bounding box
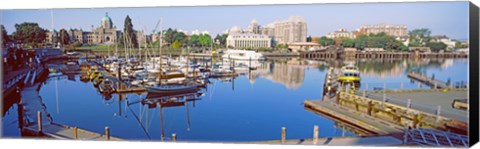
[407,72,451,89]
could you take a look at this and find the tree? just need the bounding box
[57,29,70,47]
[318,36,335,46]
[341,38,356,48]
[1,25,9,46]
[162,28,188,48]
[398,44,408,51]
[172,40,180,48]
[426,42,447,52]
[198,34,212,47]
[189,34,200,47]
[214,33,228,47]
[342,33,406,51]
[12,22,47,48]
[408,28,431,47]
[275,43,289,49]
[118,15,138,48]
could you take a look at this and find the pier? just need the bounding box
[300,51,468,60]
[407,72,453,89]
[303,66,469,147]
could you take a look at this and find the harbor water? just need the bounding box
[2,58,468,142]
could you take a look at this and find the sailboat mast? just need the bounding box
[159,19,163,70]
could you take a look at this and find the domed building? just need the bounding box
[86,12,120,45]
[246,19,260,34]
[62,12,121,46]
[229,26,243,35]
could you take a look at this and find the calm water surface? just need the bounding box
[2,58,468,142]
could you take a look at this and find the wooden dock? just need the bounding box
[407,72,453,89]
[304,100,404,135]
[251,136,403,146]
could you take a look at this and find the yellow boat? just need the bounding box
[338,65,361,83]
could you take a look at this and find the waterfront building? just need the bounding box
[260,23,276,37]
[228,16,307,48]
[67,29,85,44]
[287,42,321,52]
[358,24,408,37]
[84,12,120,45]
[431,36,456,49]
[326,28,355,39]
[45,12,121,46]
[45,30,58,46]
[269,16,308,44]
[246,19,261,34]
[226,26,271,49]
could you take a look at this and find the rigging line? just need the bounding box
[127,104,152,140]
[209,79,217,101]
[147,104,158,130]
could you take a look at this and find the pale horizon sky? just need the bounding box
[0,1,470,40]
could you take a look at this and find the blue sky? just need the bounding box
[0,1,469,40]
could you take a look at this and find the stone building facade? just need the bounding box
[326,28,355,39]
[46,12,121,46]
[227,16,308,48]
[267,16,307,44]
[358,24,408,37]
[226,26,271,49]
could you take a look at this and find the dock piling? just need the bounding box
[37,111,42,133]
[436,106,441,122]
[281,127,286,144]
[313,125,319,144]
[406,99,411,109]
[382,93,386,108]
[73,127,78,139]
[172,133,177,142]
[105,127,110,140]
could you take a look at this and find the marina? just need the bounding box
[1,47,469,147]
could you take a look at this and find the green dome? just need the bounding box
[102,12,112,22]
[101,12,113,28]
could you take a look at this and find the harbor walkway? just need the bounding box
[305,100,404,135]
[252,135,403,146]
[363,89,468,122]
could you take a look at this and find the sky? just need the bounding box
[0,1,470,40]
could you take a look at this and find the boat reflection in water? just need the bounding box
[126,92,204,141]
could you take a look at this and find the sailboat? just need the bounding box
[146,18,198,95]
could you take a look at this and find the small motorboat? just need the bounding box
[99,78,115,94]
[146,84,198,95]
